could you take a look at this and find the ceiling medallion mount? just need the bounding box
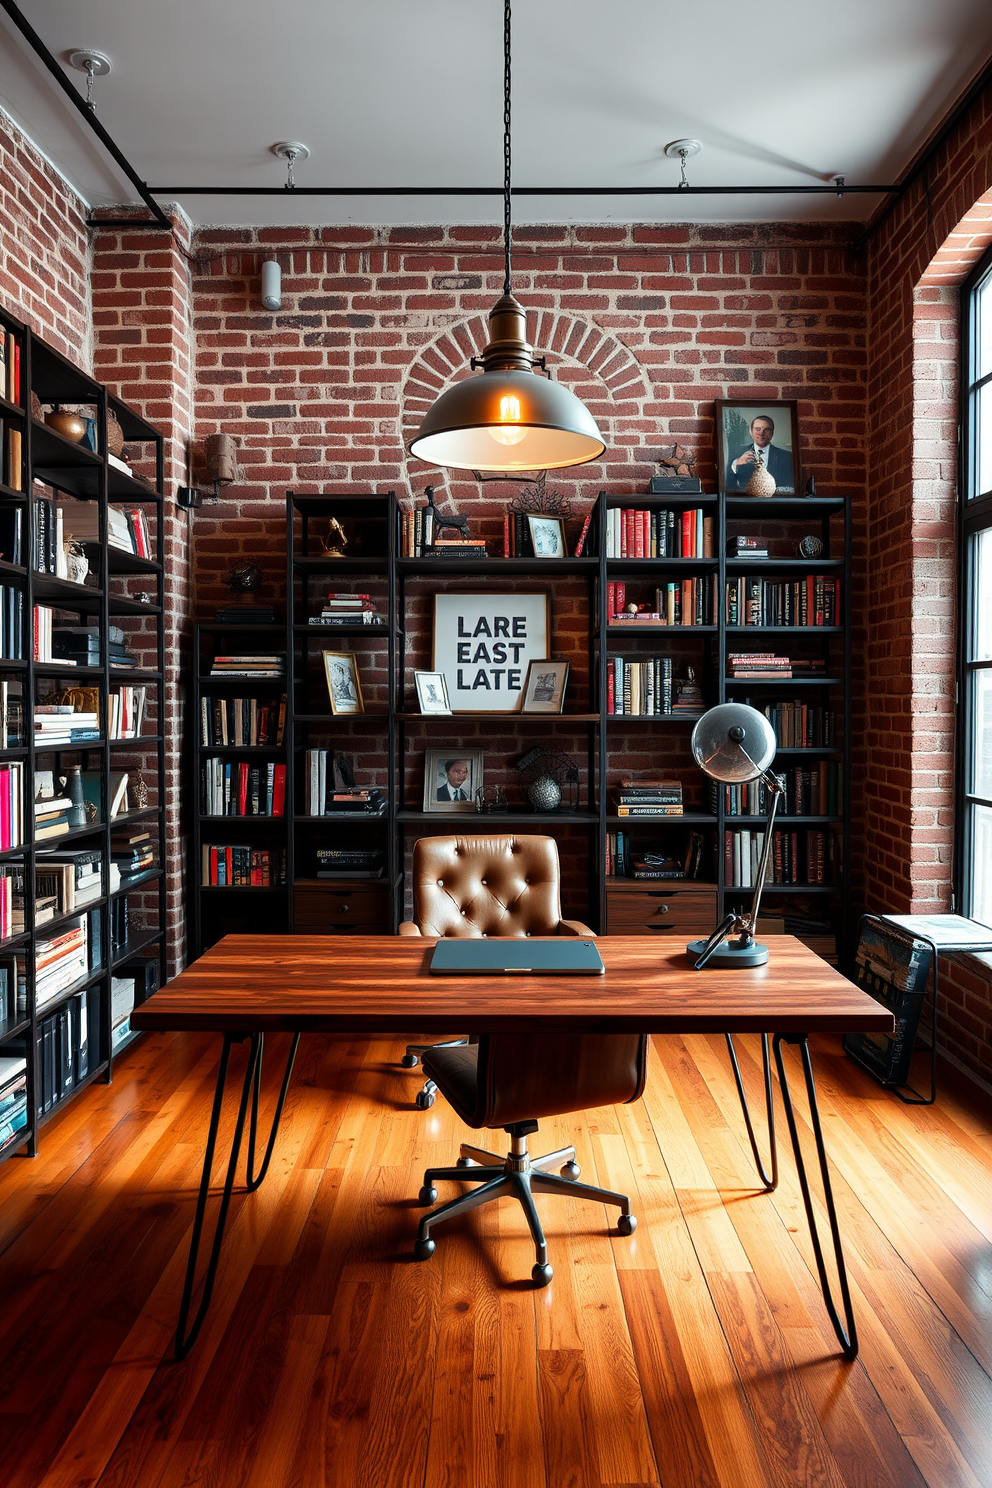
[272,142,310,189]
[409,0,605,474]
[68,49,111,111]
[665,139,703,190]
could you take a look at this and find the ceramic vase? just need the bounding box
[746,461,777,498]
[63,764,88,828]
[45,408,87,444]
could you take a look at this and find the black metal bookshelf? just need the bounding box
[0,304,167,1168]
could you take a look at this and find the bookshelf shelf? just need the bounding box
[1,302,167,1168]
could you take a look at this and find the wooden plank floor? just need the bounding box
[2,1028,992,1488]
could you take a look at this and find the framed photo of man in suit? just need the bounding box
[716,399,799,494]
[423,748,484,813]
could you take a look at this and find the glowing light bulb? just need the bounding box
[490,394,526,445]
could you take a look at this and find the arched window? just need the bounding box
[959,246,992,927]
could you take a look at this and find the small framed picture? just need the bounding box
[423,748,484,813]
[414,671,451,715]
[521,658,569,714]
[716,399,799,494]
[323,652,364,715]
[527,514,567,558]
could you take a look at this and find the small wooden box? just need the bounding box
[606,881,718,937]
[293,880,390,936]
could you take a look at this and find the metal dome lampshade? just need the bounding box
[686,702,784,970]
[408,1,605,474]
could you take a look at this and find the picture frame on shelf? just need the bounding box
[526,514,567,558]
[432,592,550,714]
[520,658,569,714]
[423,748,484,813]
[716,399,799,494]
[322,651,364,715]
[414,670,452,715]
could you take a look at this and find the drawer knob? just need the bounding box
[656,904,669,914]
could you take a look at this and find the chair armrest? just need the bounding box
[558,919,596,937]
[398,921,422,936]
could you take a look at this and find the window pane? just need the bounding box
[979,275,992,381]
[978,383,992,498]
[971,804,992,928]
[972,669,992,798]
[975,528,992,662]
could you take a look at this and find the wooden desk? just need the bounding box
[132,935,892,1360]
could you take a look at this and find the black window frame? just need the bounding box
[957,245,992,921]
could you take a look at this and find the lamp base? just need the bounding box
[686,938,769,968]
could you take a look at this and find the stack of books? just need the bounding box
[308,592,383,626]
[34,791,73,841]
[201,759,286,817]
[213,605,279,625]
[314,847,385,879]
[0,1053,27,1146]
[208,653,285,678]
[33,704,101,747]
[401,507,488,557]
[728,535,769,560]
[200,694,286,746]
[111,824,158,886]
[53,624,140,668]
[35,917,88,1011]
[35,849,103,913]
[0,760,24,850]
[304,751,384,816]
[605,507,715,559]
[614,778,683,816]
[727,652,792,679]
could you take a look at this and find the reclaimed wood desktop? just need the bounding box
[132,935,893,1359]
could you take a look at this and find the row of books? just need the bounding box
[34,915,89,1011]
[607,577,719,627]
[723,828,835,888]
[727,652,827,679]
[2,427,23,491]
[614,778,683,817]
[607,657,700,716]
[711,763,844,817]
[309,592,383,626]
[0,583,24,659]
[0,1052,27,1148]
[200,694,286,747]
[606,830,707,880]
[399,507,492,559]
[32,494,72,579]
[500,511,594,560]
[108,684,148,737]
[201,759,286,817]
[63,502,153,559]
[605,507,716,559]
[0,761,25,850]
[201,845,287,887]
[35,991,94,1114]
[0,678,23,748]
[208,653,285,678]
[0,327,23,405]
[761,701,836,748]
[726,576,841,627]
[304,750,384,816]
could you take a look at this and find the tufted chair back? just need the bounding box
[403,835,588,939]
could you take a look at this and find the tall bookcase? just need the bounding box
[187,484,850,962]
[0,305,167,1168]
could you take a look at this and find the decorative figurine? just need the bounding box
[319,518,349,558]
[655,443,696,479]
[425,484,472,539]
[228,563,263,597]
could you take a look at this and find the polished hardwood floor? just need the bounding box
[1,1027,992,1488]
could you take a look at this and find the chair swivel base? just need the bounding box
[414,1136,635,1286]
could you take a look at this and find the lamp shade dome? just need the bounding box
[409,368,605,473]
[690,703,777,783]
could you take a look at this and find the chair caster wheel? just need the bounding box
[414,1238,435,1260]
[560,1161,580,1179]
[617,1214,636,1236]
[402,1053,419,1068]
[415,1089,436,1110]
[419,1185,438,1205]
[532,1263,553,1287]
[456,1157,472,1167]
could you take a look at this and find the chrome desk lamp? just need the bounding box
[687,702,785,970]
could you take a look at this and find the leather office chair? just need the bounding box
[398,834,595,1108]
[414,1030,644,1284]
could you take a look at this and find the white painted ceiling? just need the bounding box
[1,0,991,227]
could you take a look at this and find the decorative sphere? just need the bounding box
[528,774,562,812]
[229,564,262,594]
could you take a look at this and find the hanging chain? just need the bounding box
[678,148,689,190]
[503,0,513,295]
[286,149,297,189]
[84,59,96,112]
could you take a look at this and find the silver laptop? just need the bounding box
[430,939,605,976]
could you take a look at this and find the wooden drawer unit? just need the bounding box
[606,883,718,937]
[293,880,390,936]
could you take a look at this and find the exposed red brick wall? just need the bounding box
[0,110,90,358]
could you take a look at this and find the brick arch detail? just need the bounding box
[399,310,652,453]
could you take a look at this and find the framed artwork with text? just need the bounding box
[432,592,551,713]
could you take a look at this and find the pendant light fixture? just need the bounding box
[409,0,605,473]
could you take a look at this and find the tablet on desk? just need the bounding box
[430,939,605,976]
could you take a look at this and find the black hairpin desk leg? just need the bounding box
[174,1030,299,1360]
[773,1032,858,1360]
[726,1031,778,1191]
